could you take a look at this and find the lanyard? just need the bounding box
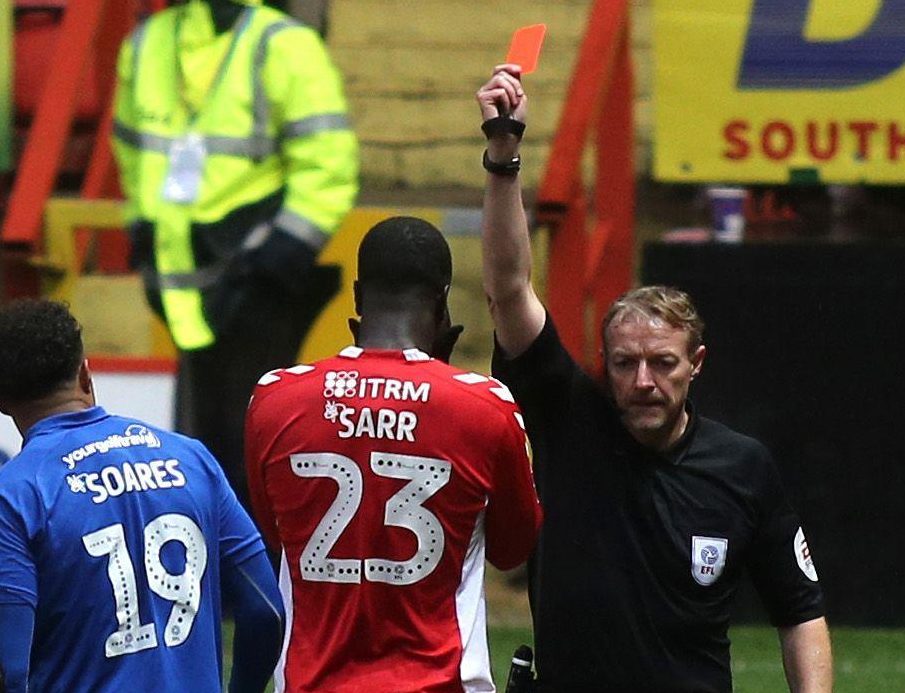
[174,6,254,126]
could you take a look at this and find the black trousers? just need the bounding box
[174,271,338,513]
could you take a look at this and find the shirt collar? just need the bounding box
[24,406,109,444]
[665,400,698,465]
[608,400,698,466]
[338,346,432,362]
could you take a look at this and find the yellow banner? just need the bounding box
[0,0,10,172]
[653,0,905,183]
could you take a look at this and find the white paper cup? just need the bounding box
[707,187,747,242]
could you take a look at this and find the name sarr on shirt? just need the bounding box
[328,403,420,441]
[322,371,430,442]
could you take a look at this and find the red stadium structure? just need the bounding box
[536,0,635,372]
[1,0,635,373]
[1,0,163,298]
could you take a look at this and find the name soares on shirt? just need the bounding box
[60,424,189,505]
[0,406,268,693]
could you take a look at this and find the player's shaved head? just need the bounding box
[353,216,457,357]
[357,216,452,296]
[0,299,84,403]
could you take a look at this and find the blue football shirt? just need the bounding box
[0,407,265,692]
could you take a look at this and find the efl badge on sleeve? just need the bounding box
[794,527,819,582]
[691,536,728,586]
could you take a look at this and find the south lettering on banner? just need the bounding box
[722,119,905,164]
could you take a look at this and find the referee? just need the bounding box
[476,66,832,692]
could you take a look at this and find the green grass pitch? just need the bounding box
[224,623,905,691]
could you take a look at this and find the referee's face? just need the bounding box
[604,318,705,451]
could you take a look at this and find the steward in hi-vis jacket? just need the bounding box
[112,0,358,509]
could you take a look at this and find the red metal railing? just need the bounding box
[2,0,162,297]
[536,0,635,371]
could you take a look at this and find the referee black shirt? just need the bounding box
[492,316,825,693]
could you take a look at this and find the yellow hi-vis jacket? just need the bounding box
[112,4,358,350]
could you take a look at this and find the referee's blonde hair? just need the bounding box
[602,286,705,354]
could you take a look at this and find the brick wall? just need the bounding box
[328,0,653,189]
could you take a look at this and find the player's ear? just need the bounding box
[78,358,95,400]
[434,285,451,325]
[347,318,361,345]
[353,280,362,316]
[690,344,706,380]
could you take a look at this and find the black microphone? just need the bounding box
[505,644,534,693]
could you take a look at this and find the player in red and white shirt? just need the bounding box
[245,216,542,693]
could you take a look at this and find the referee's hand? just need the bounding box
[476,64,527,124]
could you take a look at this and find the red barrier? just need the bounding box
[3,0,110,249]
[14,3,103,122]
[2,0,148,297]
[78,0,132,274]
[536,0,635,372]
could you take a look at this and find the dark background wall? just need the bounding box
[643,241,905,626]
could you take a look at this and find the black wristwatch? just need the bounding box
[482,149,521,176]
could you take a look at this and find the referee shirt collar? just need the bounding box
[611,400,699,466]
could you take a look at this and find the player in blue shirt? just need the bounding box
[0,299,284,692]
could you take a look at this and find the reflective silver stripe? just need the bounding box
[113,121,171,152]
[130,20,149,89]
[253,20,297,141]
[113,122,276,158]
[156,263,228,291]
[274,210,329,251]
[282,114,351,140]
[123,11,278,160]
[205,135,276,158]
[112,120,141,147]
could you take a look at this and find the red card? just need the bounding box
[506,24,547,75]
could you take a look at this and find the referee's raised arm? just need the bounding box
[477,65,546,359]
